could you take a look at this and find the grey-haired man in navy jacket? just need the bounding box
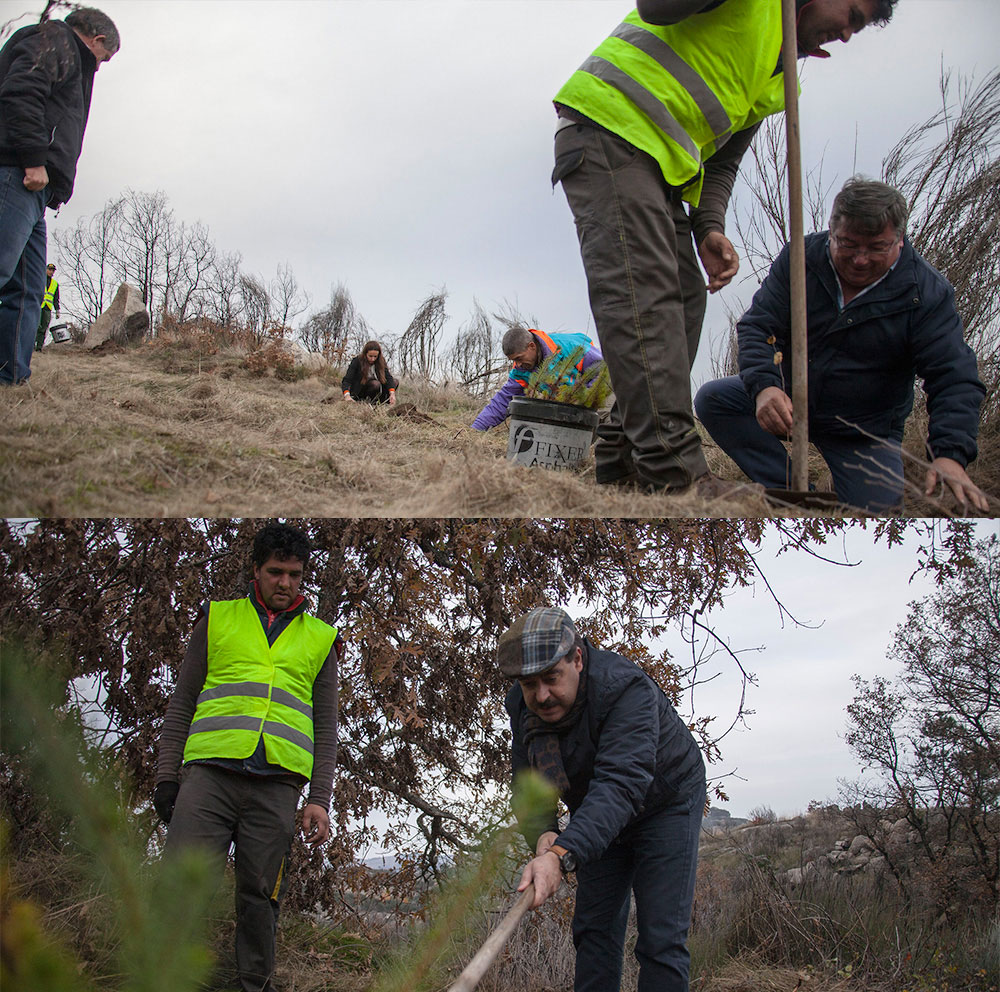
[695,177,987,513]
[0,7,119,384]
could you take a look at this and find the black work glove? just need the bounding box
[153,781,180,824]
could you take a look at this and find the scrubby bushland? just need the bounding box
[840,531,999,932]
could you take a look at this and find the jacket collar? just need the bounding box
[248,580,307,627]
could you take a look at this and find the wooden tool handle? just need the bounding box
[781,0,810,492]
[446,884,535,992]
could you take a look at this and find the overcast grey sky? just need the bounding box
[657,518,999,818]
[5,0,998,385]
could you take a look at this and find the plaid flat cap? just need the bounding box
[498,607,577,678]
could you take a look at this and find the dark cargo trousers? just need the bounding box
[554,121,710,489]
[572,771,706,992]
[165,764,300,992]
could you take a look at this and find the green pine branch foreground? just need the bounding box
[523,346,612,410]
[1,643,218,992]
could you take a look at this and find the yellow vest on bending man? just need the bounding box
[555,0,787,206]
[182,597,337,780]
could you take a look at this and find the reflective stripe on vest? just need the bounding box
[554,0,786,205]
[43,277,58,310]
[182,598,337,779]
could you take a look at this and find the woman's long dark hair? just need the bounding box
[358,340,387,384]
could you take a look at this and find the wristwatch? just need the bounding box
[549,844,577,874]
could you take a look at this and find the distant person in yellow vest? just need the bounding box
[154,522,342,992]
[35,263,59,351]
[551,0,899,496]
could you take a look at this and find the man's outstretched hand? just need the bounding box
[925,457,989,513]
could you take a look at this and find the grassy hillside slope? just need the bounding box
[1,342,991,517]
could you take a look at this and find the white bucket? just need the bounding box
[506,397,599,471]
[50,323,71,344]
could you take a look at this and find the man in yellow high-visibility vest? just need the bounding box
[154,522,341,992]
[551,0,899,497]
[35,263,59,351]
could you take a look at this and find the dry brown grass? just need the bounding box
[2,343,991,517]
[0,344,772,518]
[692,960,855,992]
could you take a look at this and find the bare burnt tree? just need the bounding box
[270,262,310,331]
[238,273,273,348]
[708,116,840,378]
[162,220,217,325]
[731,114,832,283]
[116,188,175,327]
[206,249,245,331]
[298,283,369,362]
[883,69,1000,418]
[491,299,541,335]
[397,289,447,381]
[446,300,506,395]
[52,195,124,324]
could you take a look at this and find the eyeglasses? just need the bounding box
[830,234,900,260]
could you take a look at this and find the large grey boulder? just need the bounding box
[278,338,327,371]
[86,283,150,348]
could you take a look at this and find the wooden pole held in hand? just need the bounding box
[446,884,535,992]
[781,0,810,492]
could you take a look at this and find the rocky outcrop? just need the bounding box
[85,283,150,348]
[270,337,327,371]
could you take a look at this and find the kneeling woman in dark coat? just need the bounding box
[341,341,398,405]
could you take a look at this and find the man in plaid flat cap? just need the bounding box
[501,607,706,992]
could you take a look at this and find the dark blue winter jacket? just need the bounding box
[738,232,985,466]
[0,20,97,208]
[506,640,704,866]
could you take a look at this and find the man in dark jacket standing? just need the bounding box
[0,7,118,384]
[501,607,706,992]
[154,523,341,992]
[694,177,988,513]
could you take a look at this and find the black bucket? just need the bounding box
[506,397,599,471]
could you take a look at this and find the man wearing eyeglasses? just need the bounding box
[694,176,987,513]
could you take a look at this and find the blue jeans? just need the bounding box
[0,165,48,385]
[572,771,706,992]
[694,376,905,512]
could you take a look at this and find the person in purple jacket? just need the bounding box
[472,326,603,430]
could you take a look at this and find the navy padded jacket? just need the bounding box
[506,640,704,866]
[738,232,984,466]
